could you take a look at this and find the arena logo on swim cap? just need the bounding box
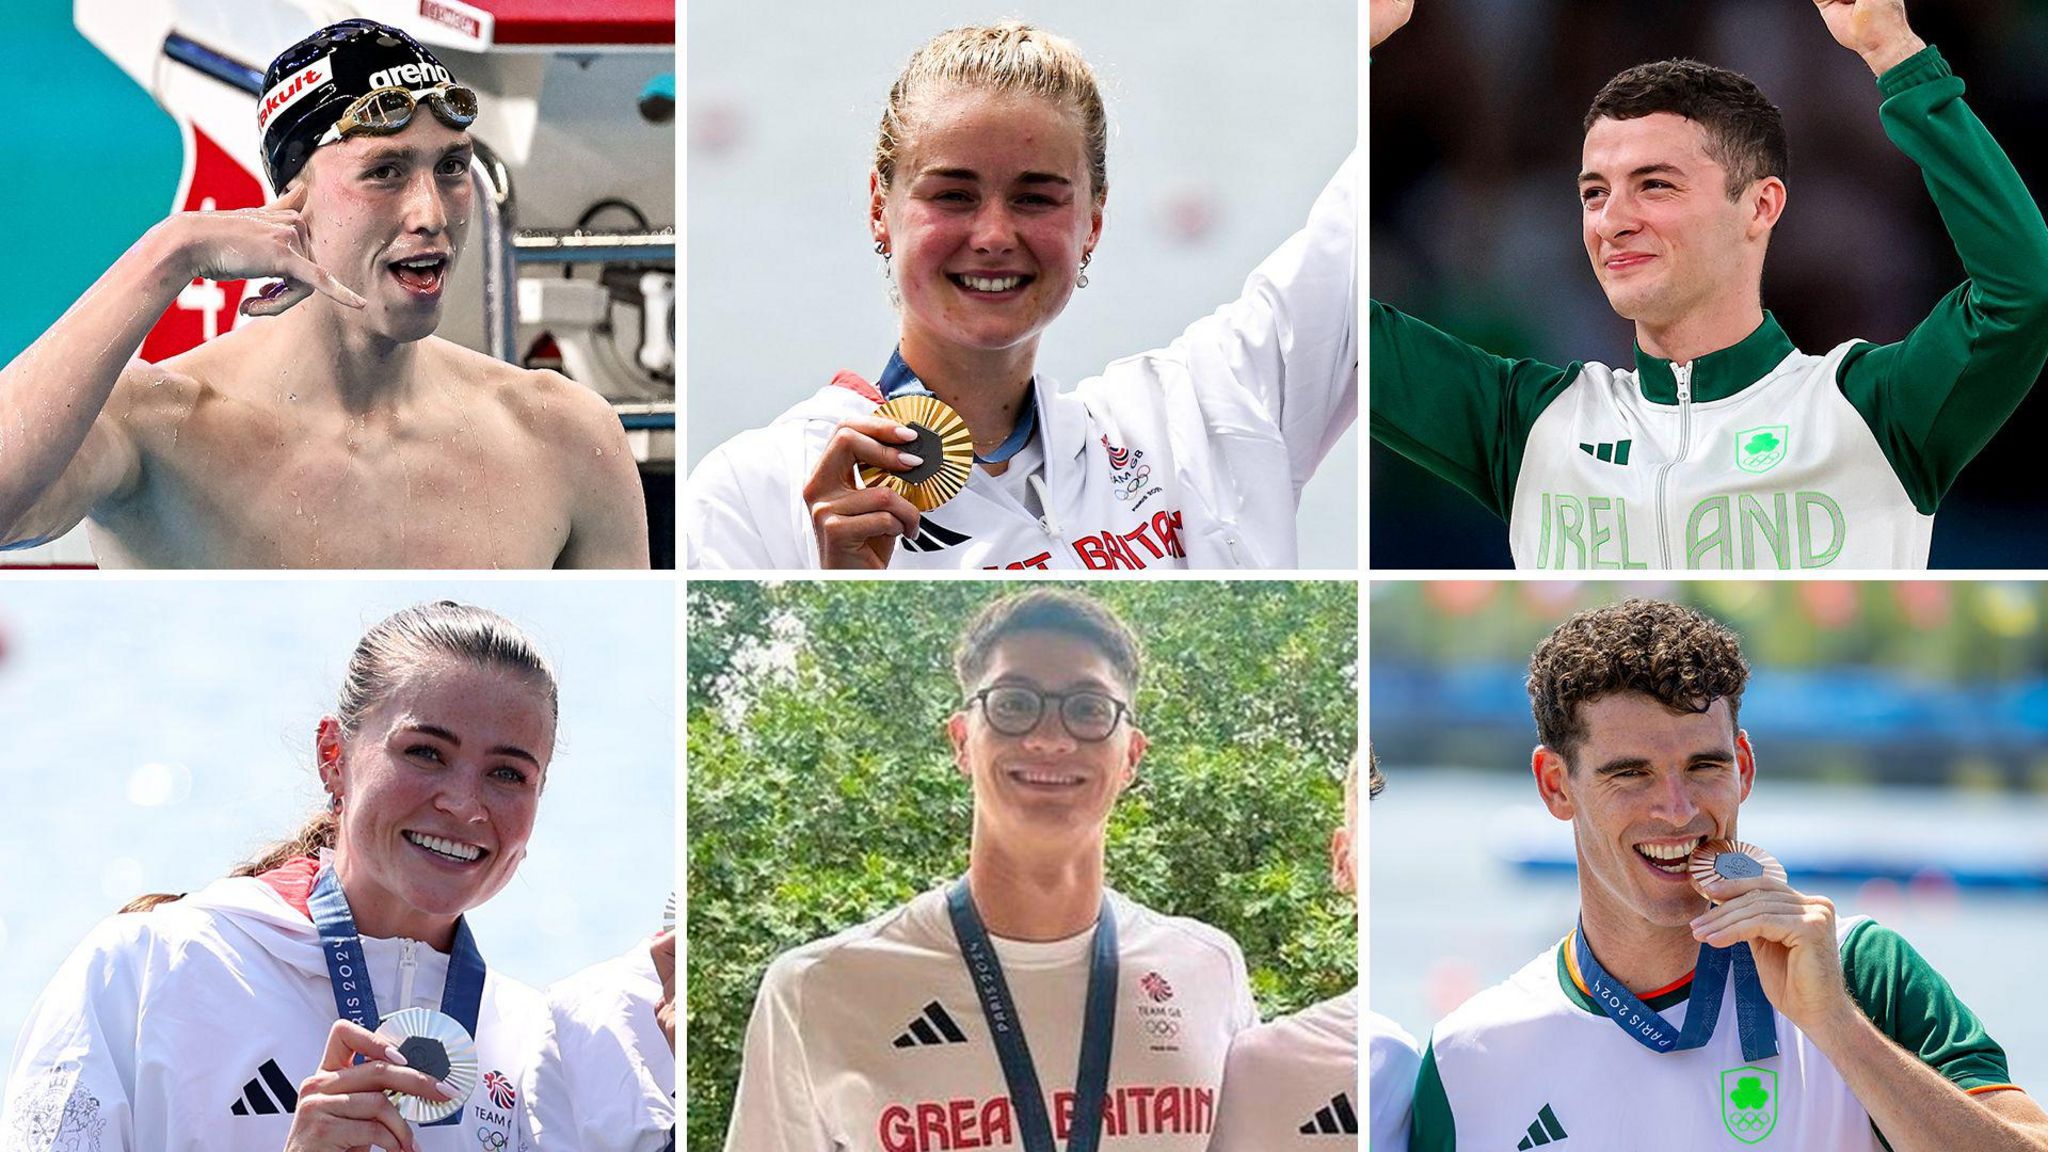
[258,54,333,131]
[366,61,454,91]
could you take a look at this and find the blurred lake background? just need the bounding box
[0,579,675,1077]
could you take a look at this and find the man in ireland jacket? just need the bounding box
[1369,0,2048,570]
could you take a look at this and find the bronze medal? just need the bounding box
[858,394,974,512]
[1687,838,1785,899]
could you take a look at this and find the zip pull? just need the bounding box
[1674,361,1693,403]
[1027,473,1062,538]
[398,938,419,1008]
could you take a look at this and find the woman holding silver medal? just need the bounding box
[2,602,556,1152]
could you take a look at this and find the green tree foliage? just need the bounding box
[686,580,1357,1147]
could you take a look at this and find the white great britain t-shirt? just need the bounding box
[1209,989,1368,1151]
[725,883,1257,1151]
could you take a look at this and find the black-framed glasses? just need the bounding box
[968,685,1131,742]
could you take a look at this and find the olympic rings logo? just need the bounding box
[1113,465,1152,499]
[1728,1111,1770,1132]
[477,1126,509,1150]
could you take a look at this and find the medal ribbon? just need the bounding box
[1573,918,1778,1062]
[308,863,488,1125]
[880,348,1038,465]
[946,879,1119,1152]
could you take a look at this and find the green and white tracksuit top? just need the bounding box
[1410,917,2020,1152]
[1370,46,2048,569]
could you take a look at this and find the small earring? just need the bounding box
[1077,251,1092,289]
[874,240,889,257]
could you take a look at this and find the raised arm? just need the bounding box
[1365,0,1580,522]
[0,184,363,548]
[1371,0,1416,52]
[1693,869,2048,1152]
[1153,151,1358,493]
[1368,301,1579,521]
[1822,2,2048,511]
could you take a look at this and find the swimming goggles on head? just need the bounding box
[317,84,479,146]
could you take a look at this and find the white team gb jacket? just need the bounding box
[686,155,1358,571]
[2,870,546,1152]
[526,939,675,1152]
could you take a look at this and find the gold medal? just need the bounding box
[1688,839,1785,899]
[858,394,973,512]
[375,1007,478,1123]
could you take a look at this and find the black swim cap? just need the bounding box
[259,20,462,193]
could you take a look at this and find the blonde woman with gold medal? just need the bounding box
[685,22,1356,571]
[1,604,556,1152]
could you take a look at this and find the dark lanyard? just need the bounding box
[1573,918,1779,1063]
[308,864,488,1125]
[880,348,1038,465]
[946,879,1119,1152]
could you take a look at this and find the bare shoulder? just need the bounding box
[426,338,624,449]
[131,321,296,412]
[421,342,649,566]
[106,352,207,436]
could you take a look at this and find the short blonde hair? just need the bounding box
[875,22,1108,204]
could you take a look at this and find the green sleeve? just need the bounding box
[1836,45,2048,514]
[1840,919,2014,1091]
[1368,300,1580,521]
[1407,1040,1456,1152]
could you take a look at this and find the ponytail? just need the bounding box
[118,601,551,914]
[118,808,338,914]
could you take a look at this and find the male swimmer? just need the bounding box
[0,19,649,568]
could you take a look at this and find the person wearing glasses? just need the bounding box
[724,589,1258,1151]
[0,19,648,568]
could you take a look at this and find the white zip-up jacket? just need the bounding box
[525,939,674,1152]
[1370,47,2048,570]
[1,859,546,1152]
[686,155,1357,571]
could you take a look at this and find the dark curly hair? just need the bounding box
[1584,58,1788,199]
[1527,598,1748,765]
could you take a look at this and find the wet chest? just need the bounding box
[123,402,572,568]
